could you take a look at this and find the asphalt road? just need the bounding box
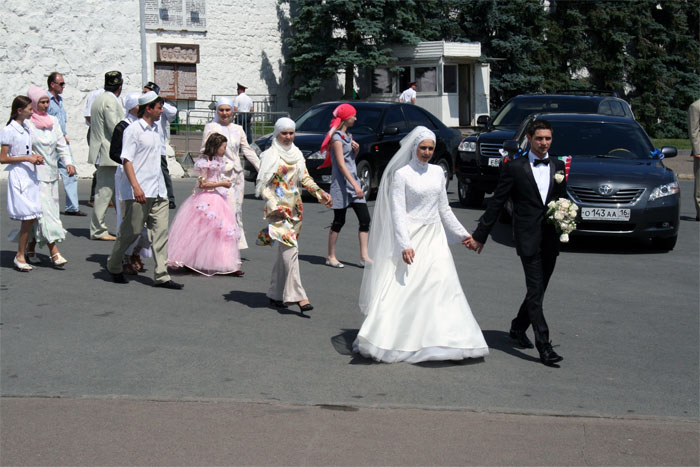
[1,178,698,465]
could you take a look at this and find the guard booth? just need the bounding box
[368,41,490,127]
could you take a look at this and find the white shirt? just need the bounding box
[84,89,105,125]
[399,87,416,103]
[234,92,253,112]
[0,120,34,171]
[157,101,178,154]
[528,150,551,204]
[120,118,167,199]
[391,160,468,251]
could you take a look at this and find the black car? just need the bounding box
[501,113,679,250]
[457,92,635,206]
[248,101,463,197]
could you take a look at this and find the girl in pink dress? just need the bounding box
[167,133,241,276]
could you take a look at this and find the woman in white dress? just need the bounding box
[354,126,489,363]
[24,86,76,268]
[201,97,261,257]
[0,96,44,271]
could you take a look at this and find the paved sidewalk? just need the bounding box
[1,397,697,466]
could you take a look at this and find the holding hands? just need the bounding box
[463,235,484,254]
[320,191,333,208]
[29,154,44,165]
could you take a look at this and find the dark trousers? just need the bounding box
[513,247,558,345]
[161,154,175,203]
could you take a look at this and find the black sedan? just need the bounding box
[501,113,680,250]
[248,101,463,198]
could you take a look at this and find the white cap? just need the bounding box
[138,91,158,106]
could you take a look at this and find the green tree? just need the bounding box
[281,0,422,101]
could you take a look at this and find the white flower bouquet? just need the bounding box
[546,198,579,243]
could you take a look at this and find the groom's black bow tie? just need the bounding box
[533,158,550,166]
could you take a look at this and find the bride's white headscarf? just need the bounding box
[358,126,436,315]
[255,117,306,197]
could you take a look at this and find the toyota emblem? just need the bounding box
[598,184,613,195]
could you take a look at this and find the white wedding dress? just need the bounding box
[354,146,489,363]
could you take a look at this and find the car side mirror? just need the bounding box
[382,126,400,136]
[502,139,519,157]
[476,115,490,127]
[661,146,677,158]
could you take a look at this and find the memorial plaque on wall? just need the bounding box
[154,64,177,99]
[177,65,198,100]
[145,0,206,31]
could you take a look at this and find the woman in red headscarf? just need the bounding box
[318,104,371,268]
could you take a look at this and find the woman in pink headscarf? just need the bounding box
[319,103,371,268]
[24,86,76,268]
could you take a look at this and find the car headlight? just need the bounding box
[648,181,679,201]
[307,151,324,160]
[458,141,477,152]
[250,142,262,156]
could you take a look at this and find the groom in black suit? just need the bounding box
[467,119,567,366]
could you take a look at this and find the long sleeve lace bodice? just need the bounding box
[391,161,469,251]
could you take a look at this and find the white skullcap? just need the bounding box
[139,91,158,106]
[123,92,141,112]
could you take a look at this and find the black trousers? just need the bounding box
[161,154,175,203]
[513,246,558,345]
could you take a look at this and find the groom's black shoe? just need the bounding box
[536,341,563,366]
[509,329,534,349]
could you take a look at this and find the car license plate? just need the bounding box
[581,207,631,221]
[487,157,500,167]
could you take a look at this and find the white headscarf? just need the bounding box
[255,117,306,197]
[358,126,436,315]
[213,97,234,124]
[123,92,141,118]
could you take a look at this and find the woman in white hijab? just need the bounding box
[354,126,489,363]
[256,117,332,313]
[201,97,260,250]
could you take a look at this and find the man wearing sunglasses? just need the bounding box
[47,72,85,216]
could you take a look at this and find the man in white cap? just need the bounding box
[234,82,254,143]
[143,81,178,209]
[106,91,183,289]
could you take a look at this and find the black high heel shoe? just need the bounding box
[269,299,284,308]
[298,302,313,312]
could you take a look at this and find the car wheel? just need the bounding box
[435,157,451,191]
[651,235,677,251]
[356,159,372,200]
[458,179,484,207]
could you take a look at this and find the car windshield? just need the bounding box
[294,105,381,134]
[492,98,599,127]
[544,121,655,159]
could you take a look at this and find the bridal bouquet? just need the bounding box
[546,198,579,243]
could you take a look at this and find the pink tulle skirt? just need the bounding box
[167,191,241,276]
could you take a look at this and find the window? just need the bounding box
[382,107,407,132]
[403,105,436,130]
[372,68,392,94]
[444,65,457,93]
[398,67,411,93]
[415,66,437,92]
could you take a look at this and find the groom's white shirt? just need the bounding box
[528,150,551,204]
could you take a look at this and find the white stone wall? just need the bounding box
[0,0,292,179]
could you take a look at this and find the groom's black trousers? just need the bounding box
[513,246,558,345]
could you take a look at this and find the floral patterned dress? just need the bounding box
[257,161,323,248]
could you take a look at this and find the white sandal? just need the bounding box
[51,253,68,268]
[14,257,32,272]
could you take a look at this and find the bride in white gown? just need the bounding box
[353,126,489,363]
